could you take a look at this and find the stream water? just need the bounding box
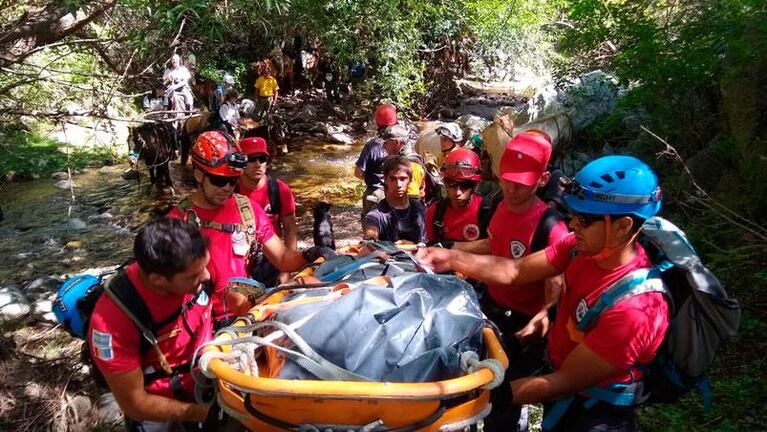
[0,137,364,290]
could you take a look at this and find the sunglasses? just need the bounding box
[445,180,477,190]
[570,212,605,228]
[247,154,269,164]
[206,173,239,188]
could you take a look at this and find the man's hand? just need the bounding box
[415,247,454,273]
[515,307,552,345]
[277,271,292,285]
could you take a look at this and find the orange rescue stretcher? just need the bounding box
[201,251,509,432]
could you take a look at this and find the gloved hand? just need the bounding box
[301,246,337,263]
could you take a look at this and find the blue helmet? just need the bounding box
[53,274,100,338]
[563,155,662,219]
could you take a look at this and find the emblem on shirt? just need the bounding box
[575,297,589,324]
[510,240,526,258]
[92,330,114,361]
[462,224,480,241]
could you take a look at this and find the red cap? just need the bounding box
[374,104,397,127]
[239,136,269,156]
[499,132,552,186]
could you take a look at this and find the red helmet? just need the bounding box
[441,148,482,182]
[191,130,247,177]
[374,104,397,127]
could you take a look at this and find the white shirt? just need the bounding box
[219,102,240,125]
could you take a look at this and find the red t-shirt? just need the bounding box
[237,177,296,232]
[168,194,275,318]
[545,234,670,385]
[425,195,484,242]
[486,198,569,316]
[88,262,214,399]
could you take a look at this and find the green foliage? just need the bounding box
[0,128,116,180]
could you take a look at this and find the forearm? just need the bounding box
[118,392,208,423]
[448,249,518,285]
[282,217,298,250]
[453,238,491,254]
[511,373,572,405]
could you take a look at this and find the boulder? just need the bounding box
[0,286,31,322]
[54,179,77,190]
[51,172,69,181]
[67,218,87,231]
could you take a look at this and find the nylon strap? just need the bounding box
[103,276,173,375]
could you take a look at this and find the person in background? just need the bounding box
[355,103,398,217]
[363,156,427,244]
[435,122,464,166]
[255,66,279,121]
[219,89,242,137]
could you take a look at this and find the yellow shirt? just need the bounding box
[408,161,425,197]
[255,76,279,97]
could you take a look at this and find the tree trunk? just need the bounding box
[0,0,117,66]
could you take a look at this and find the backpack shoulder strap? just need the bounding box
[478,190,503,238]
[530,207,565,252]
[577,266,669,332]
[432,199,449,241]
[103,273,173,375]
[234,193,256,243]
[267,175,281,216]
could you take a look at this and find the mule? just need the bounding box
[129,121,177,188]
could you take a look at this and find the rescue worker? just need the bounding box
[355,103,398,217]
[167,130,327,323]
[452,131,570,431]
[237,136,298,286]
[88,218,215,430]
[363,156,427,244]
[425,148,484,245]
[435,122,464,165]
[417,155,669,432]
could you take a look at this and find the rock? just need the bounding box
[67,218,87,231]
[24,276,60,295]
[65,240,82,249]
[0,286,31,322]
[97,392,123,425]
[51,171,69,181]
[87,212,114,221]
[328,132,355,144]
[122,168,140,181]
[54,179,78,190]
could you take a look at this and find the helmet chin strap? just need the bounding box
[592,215,642,263]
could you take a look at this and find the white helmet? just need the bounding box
[223,73,235,85]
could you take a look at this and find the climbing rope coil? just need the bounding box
[195,248,509,432]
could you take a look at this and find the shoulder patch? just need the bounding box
[92,330,114,361]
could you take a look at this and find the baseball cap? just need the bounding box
[436,123,464,142]
[239,136,269,156]
[499,131,552,186]
[382,124,410,141]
